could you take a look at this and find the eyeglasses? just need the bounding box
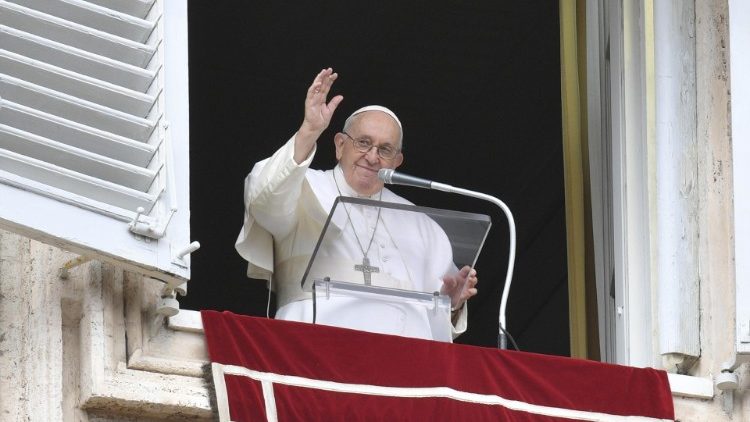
[341,132,400,160]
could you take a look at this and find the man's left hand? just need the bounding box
[441,266,478,310]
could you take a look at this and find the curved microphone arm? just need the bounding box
[431,182,516,350]
[378,169,517,349]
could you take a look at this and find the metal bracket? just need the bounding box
[128,206,176,240]
[143,276,184,317]
[58,255,92,279]
[171,241,200,268]
[717,353,750,415]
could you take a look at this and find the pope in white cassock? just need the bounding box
[235,68,478,341]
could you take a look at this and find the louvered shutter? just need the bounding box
[0,0,192,285]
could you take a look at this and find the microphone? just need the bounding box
[377,169,451,191]
[378,168,518,350]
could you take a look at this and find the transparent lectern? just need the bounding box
[300,197,491,342]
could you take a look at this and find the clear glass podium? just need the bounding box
[300,197,491,342]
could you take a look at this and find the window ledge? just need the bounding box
[667,373,714,399]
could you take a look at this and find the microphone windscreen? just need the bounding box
[378,168,393,183]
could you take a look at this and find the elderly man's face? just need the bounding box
[334,111,403,196]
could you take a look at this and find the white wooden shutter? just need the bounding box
[0,0,192,285]
[729,0,750,356]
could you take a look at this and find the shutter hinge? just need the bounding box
[128,206,176,239]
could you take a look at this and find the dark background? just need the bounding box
[184,1,569,355]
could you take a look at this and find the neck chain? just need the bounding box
[333,169,383,285]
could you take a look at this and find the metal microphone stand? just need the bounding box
[429,181,516,349]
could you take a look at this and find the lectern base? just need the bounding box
[305,278,453,342]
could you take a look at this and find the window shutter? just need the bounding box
[0,0,192,285]
[729,0,750,357]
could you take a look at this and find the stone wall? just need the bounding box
[671,1,749,420]
[0,229,214,421]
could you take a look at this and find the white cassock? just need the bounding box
[235,135,468,341]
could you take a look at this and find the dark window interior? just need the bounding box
[185,1,569,356]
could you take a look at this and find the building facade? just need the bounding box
[0,0,748,420]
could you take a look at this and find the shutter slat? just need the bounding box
[0,124,157,191]
[0,148,158,212]
[0,100,155,167]
[0,25,156,92]
[85,0,155,20]
[0,50,157,117]
[0,2,156,68]
[6,0,156,43]
[0,75,156,141]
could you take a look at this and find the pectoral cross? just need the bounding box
[354,256,379,286]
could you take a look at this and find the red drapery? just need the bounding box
[202,310,674,421]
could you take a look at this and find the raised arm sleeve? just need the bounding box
[235,134,316,278]
[246,134,316,238]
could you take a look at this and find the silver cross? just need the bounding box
[354,256,379,286]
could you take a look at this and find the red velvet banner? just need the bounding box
[202,310,674,421]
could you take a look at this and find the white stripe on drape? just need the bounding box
[218,364,672,422]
